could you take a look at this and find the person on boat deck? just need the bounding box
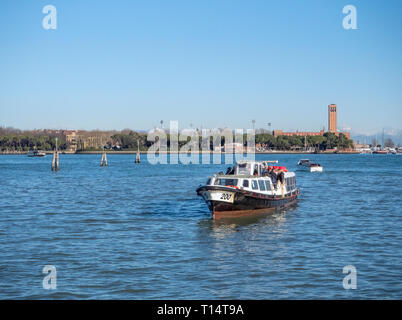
[268,166,277,185]
[268,166,285,187]
[277,170,285,185]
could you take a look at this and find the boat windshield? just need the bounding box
[214,178,239,187]
[236,163,252,175]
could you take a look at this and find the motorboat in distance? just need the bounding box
[297,159,323,172]
[27,150,46,157]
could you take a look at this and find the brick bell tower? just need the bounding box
[328,104,337,133]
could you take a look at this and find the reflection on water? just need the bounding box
[198,204,297,239]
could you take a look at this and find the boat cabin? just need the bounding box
[298,159,321,167]
[207,174,297,196]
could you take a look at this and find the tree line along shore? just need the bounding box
[0,127,355,153]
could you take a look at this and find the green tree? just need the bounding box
[337,133,350,150]
[323,132,337,149]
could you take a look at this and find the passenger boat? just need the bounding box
[27,150,46,157]
[297,159,323,172]
[196,160,300,219]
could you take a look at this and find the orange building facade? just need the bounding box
[273,129,325,137]
[328,104,337,133]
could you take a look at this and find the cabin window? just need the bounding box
[251,180,259,190]
[242,179,249,188]
[258,180,266,191]
[265,180,272,190]
[206,178,211,185]
[285,176,296,191]
[253,165,259,176]
[290,177,295,188]
[214,178,239,187]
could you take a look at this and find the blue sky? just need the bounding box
[0,0,401,134]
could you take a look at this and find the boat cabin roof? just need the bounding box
[236,160,278,165]
[215,173,295,179]
[233,160,282,176]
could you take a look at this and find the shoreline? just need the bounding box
[1,150,361,155]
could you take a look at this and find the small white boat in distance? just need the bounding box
[27,150,46,157]
[359,148,373,154]
[297,159,323,172]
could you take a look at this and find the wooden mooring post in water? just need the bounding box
[100,147,107,167]
[51,137,60,171]
[135,140,140,163]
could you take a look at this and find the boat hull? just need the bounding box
[197,186,299,219]
[27,154,46,157]
[298,164,322,172]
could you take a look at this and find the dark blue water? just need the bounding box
[0,154,401,299]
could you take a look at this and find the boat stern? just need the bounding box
[310,166,323,172]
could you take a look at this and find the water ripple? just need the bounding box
[0,154,401,299]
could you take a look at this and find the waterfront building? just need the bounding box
[64,130,78,151]
[273,104,351,139]
[273,129,325,137]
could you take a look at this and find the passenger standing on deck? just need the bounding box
[268,166,277,186]
[226,167,235,175]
